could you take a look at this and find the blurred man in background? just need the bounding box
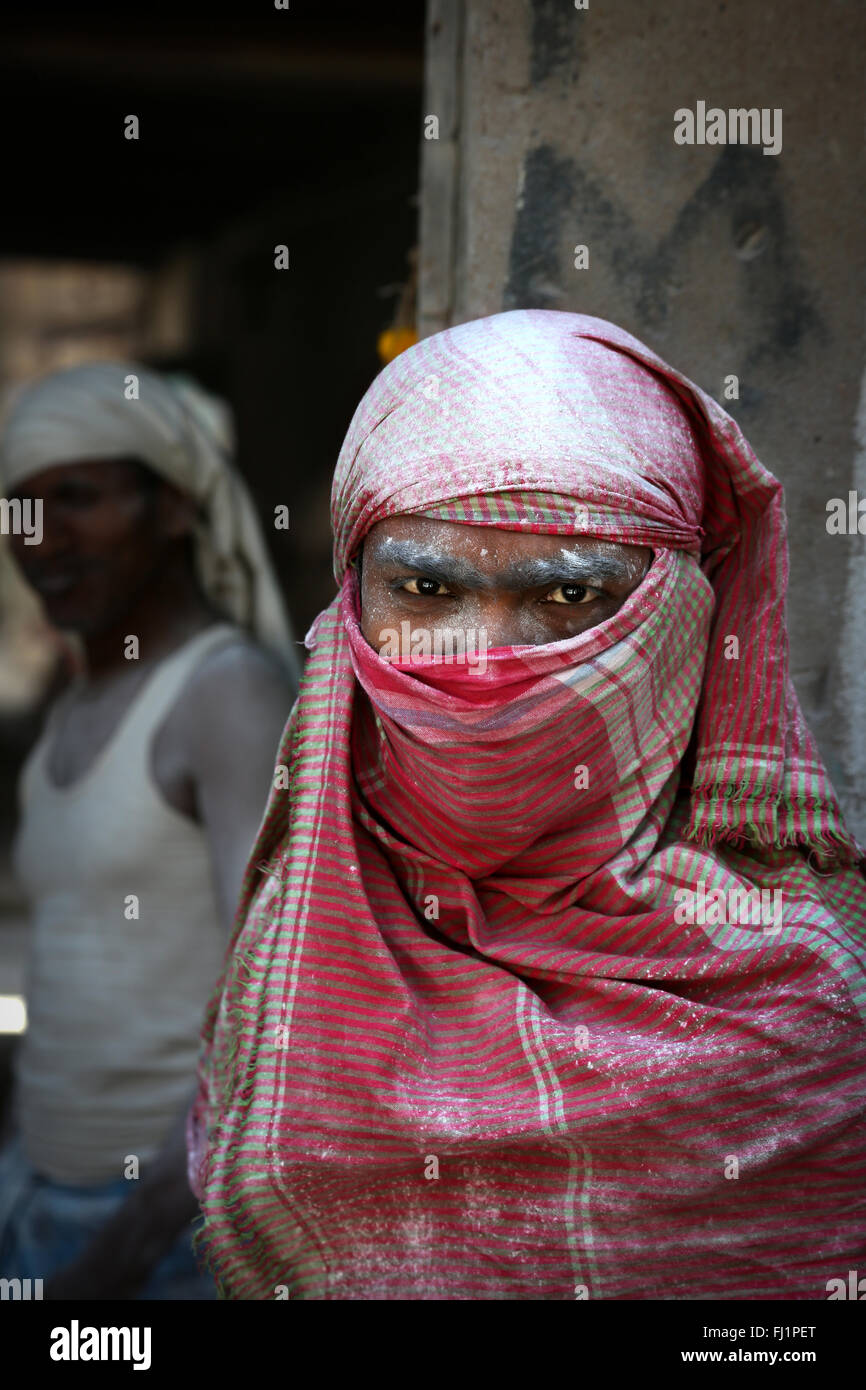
[0,362,298,1298]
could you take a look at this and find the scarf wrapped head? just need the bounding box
[0,362,299,679]
[191,310,866,1300]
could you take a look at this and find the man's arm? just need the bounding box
[181,639,297,934]
[44,639,295,1299]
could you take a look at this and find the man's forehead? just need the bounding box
[9,455,144,484]
[365,513,640,557]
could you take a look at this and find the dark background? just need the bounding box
[0,0,426,633]
[0,0,426,1125]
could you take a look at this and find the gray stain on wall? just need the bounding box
[504,143,822,386]
[529,0,583,87]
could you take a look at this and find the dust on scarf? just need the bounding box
[190,310,866,1299]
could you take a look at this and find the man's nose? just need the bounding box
[471,595,541,649]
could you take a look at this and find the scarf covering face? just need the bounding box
[0,362,299,677]
[191,310,866,1299]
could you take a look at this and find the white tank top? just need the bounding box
[12,623,241,1184]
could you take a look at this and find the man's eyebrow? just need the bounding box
[499,554,639,588]
[372,541,495,590]
[371,539,641,590]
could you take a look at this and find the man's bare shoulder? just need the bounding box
[187,631,295,695]
[167,629,297,753]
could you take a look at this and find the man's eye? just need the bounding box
[57,483,100,505]
[401,577,452,597]
[544,583,603,605]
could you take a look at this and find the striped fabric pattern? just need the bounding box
[190,311,866,1299]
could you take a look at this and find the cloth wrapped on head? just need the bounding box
[330,310,856,864]
[0,361,299,679]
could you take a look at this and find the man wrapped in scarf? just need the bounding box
[188,309,866,1300]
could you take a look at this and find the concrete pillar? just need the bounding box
[419,0,866,840]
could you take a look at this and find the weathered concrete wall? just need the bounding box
[419,0,866,840]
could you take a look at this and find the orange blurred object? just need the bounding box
[377,325,418,365]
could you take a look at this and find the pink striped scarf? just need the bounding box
[190,310,866,1299]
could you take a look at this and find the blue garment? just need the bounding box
[0,1135,216,1300]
